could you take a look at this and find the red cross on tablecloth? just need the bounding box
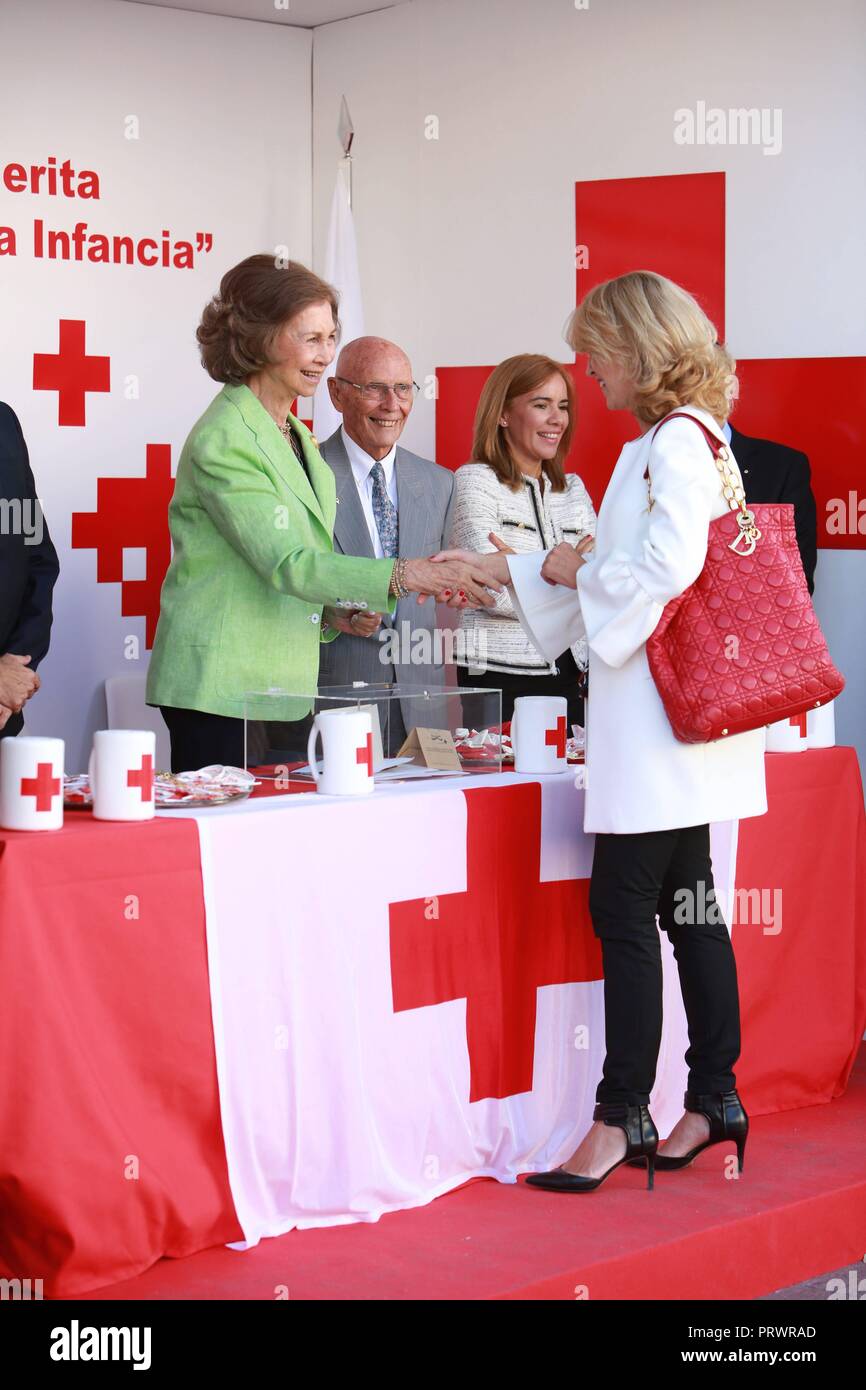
[33,319,110,427]
[545,716,567,759]
[356,733,374,777]
[789,712,808,737]
[389,781,601,1101]
[127,754,154,801]
[20,763,61,812]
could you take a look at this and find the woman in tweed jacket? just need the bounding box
[447,354,597,725]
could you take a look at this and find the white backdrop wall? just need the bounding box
[311,0,866,775]
[0,0,312,768]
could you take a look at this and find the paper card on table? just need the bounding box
[397,727,462,771]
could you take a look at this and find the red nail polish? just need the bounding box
[458,590,465,598]
[443,589,452,597]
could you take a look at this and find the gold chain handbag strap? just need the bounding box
[646,411,762,556]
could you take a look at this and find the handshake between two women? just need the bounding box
[423,530,596,607]
[322,533,595,641]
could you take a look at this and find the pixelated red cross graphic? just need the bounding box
[435,173,866,551]
[545,716,567,758]
[71,442,174,648]
[389,782,601,1101]
[789,712,808,737]
[33,319,110,427]
[20,763,61,811]
[356,733,374,776]
[127,754,154,801]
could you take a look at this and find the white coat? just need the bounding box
[507,405,768,834]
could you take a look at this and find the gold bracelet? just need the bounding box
[389,557,409,598]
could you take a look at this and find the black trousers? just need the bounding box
[589,823,741,1107]
[457,647,585,727]
[159,705,313,774]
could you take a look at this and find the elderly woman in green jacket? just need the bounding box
[146,254,496,771]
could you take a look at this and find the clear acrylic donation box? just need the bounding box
[242,681,504,781]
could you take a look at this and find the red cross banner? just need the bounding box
[434,171,865,773]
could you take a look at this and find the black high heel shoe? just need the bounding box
[525,1101,659,1193]
[626,1088,748,1173]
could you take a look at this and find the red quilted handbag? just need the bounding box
[644,412,844,743]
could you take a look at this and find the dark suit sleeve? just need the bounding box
[1,407,60,668]
[784,450,818,595]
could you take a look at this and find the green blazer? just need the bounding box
[146,383,397,721]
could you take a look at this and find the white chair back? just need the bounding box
[104,674,171,771]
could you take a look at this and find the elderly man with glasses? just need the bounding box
[320,336,455,754]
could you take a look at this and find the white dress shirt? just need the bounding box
[341,426,399,560]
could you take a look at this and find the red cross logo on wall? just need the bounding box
[71,443,174,648]
[435,172,866,553]
[389,782,602,1102]
[20,763,62,811]
[33,319,110,427]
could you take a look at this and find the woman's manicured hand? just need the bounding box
[541,541,588,589]
[425,547,511,603]
[323,605,383,637]
[404,555,503,609]
[425,548,511,607]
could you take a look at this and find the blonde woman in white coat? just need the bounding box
[435,271,767,1193]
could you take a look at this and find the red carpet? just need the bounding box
[74,1043,866,1302]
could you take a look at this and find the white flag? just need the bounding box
[313,159,364,441]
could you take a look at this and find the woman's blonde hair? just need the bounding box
[471,354,574,492]
[565,270,736,425]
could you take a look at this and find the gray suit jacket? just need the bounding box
[317,429,455,736]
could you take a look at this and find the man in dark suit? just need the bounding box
[320,338,455,754]
[726,420,818,594]
[0,402,60,736]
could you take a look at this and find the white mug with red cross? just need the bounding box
[0,736,65,830]
[510,696,569,774]
[88,729,156,820]
[306,708,375,795]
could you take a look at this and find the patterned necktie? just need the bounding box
[370,461,398,557]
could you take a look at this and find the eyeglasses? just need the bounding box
[334,377,419,402]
